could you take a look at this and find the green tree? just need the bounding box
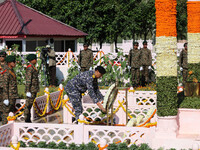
[176,0,187,40]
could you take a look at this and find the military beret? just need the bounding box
[0,51,7,56]
[5,55,16,63]
[27,54,37,61]
[95,66,106,74]
[143,41,147,44]
[83,43,89,47]
[133,42,139,46]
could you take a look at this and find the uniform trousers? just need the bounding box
[131,68,140,87]
[182,68,188,86]
[64,83,83,121]
[142,65,149,83]
[24,93,37,122]
[2,99,16,125]
[49,66,56,86]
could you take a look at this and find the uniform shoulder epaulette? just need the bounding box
[27,64,32,68]
[8,70,16,79]
[0,69,7,75]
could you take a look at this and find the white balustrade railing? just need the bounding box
[15,87,63,122]
[63,90,157,124]
[0,122,155,147]
[0,123,14,147]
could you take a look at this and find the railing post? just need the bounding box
[99,139,107,150]
[7,112,15,124]
[63,94,70,123]
[75,114,84,144]
[45,87,49,122]
[11,135,19,149]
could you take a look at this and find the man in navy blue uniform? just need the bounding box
[64,66,106,122]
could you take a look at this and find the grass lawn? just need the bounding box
[18,85,59,99]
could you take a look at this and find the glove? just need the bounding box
[89,67,92,71]
[140,66,143,71]
[78,65,81,70]
[148,66,151,70]
[3,99,9,106]
[128,66,131,70]
[180,67,183,71]
[26,92,32,98]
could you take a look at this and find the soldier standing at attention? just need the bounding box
[140,41,152,85]
[25,54,39,123]
[46,45,56,87]
[179,43,188,86]
[0,51,7,120]
[2,55,18,125]
[64,66,107,123]
[78,43,93,72]
[128,42,142,88]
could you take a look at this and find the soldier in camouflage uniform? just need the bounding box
[140,41,152,85]
[179,43,188,86]
[2,55,18,125]
[0,51,7,118]
[128,42,142,88]
[78,43,93,72]
[64,66,106,122]
[25,54,39,123]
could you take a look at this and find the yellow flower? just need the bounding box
[92,74,95,78]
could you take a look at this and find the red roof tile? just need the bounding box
[0,0,87,37]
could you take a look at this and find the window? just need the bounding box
[54,40,64,52]
[26,41,36,51]
[38,40,46,47]
[6,40,22,52]
[65,40,75,52]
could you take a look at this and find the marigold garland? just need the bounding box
[187,1,200,33]
[155,0,177,37]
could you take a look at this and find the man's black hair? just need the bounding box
[143,41,147,45]
[184,43,187,47]
[95,66,106,74]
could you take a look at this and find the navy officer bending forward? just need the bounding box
[64,66,106,122]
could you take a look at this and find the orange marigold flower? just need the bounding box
[189,71,193,75]
[193,78,198,83]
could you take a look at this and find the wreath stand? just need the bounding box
[105,85,129,126]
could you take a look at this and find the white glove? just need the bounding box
[148,66,151,70]
[128,66,131,70]
[3,99,9,106]
[89,67,92,71]
[26,92,32,98]
[140,66,143,71]
[180,67,183,71]
[78,65,81,70]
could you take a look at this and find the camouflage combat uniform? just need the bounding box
[179,49,188,85]
[78,49,93,72]
[140,48,152,83]
[25,63,39,122]
[2,67,18,125]
[128,48,142,87]
[64,70,103,120]
[0,62,7,110]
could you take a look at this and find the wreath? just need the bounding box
[103,83,118,110]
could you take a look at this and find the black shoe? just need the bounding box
[25,119,32,123]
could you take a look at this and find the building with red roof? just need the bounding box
[0,0,87,52]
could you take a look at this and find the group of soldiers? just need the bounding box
[0,52,39,125]
[0,41,187,125]
[78,41,153,88]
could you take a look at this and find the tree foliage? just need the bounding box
[17,0,187,47]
